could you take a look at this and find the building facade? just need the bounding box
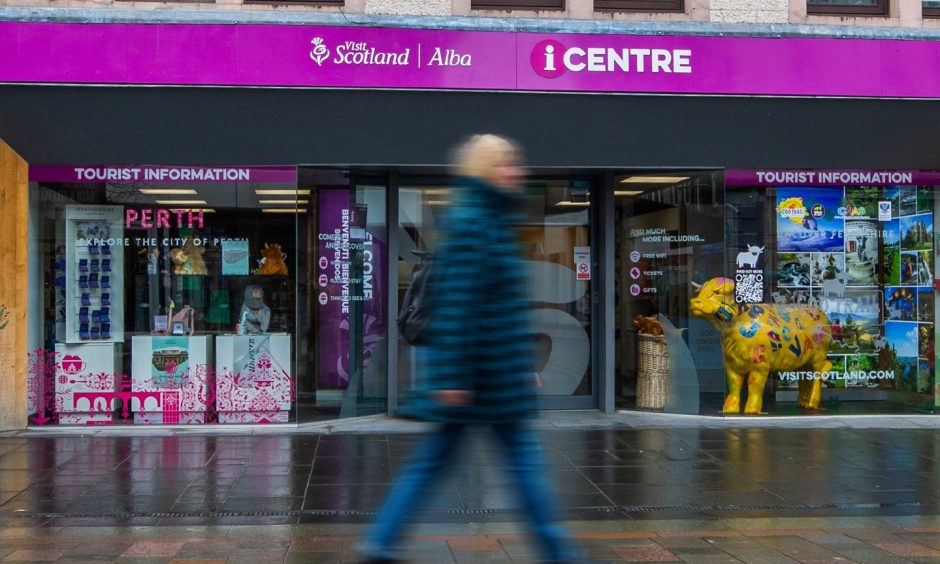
[2,0,940,429]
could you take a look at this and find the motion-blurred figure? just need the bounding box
[360,134,582,563]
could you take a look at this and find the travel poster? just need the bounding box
[776,252,811,287]
[811,252,844,287]
[844,220,879,286]
[883,218,901,286]
[151,336,188,387]
[844,355,878,388]
[843,186,878,219]
[885,286,916,321]
[918,186,934,214]
[221,238,249,276]
[918,359,933,394]
[919,324,934,359]
[900,250,933,286]
[918,288,934,322]
[825,290,880,355]
[885,321,919,392]
[900,186,918,216]
[776,188,845,252]
[884,186,901,219]
[900,214,933,251]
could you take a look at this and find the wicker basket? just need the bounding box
[637,333,669,411]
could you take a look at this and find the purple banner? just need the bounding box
[726,169,940,186]
[5,21,940,98]
[29,165,297,184]
[316,188,386,388]
[0,23,514,90]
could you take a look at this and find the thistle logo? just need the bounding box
[309,37,330,66]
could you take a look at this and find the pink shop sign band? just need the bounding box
[5,22,940,98]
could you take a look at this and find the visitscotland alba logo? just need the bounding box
[309,38,411,68]
[530,39,692,79]
[309,37,330,66]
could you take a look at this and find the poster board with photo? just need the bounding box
[771,185,935,401]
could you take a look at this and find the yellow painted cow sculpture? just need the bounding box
[690,277,833,414]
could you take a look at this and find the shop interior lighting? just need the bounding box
[619,176,690,184]
[170,208,215,213]
[426,200,450,206]
[614,190,644,196]
[155,199,208,205]
[257,199,310,205]
[262,208,307,213]
[139,189,198,195]
[555,201,591,207]
[255,189,311,196]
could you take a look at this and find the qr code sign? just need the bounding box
[734,271,764,304]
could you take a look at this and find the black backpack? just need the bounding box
[397,253,436,346]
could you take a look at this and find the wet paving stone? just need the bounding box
[8,426,940,561]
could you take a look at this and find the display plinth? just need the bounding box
[54,343,122,425]
[216,334,292,424]
[131,335,214,424]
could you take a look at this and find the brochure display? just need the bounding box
[54,342,123,425]
[131,335,214,424]
[216,334,292,423]
[51,206,125,424]
[64,205,124,344]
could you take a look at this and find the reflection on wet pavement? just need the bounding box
[5,427,940,561]
[2,427,940,524]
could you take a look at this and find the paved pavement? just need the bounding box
[4,412,940,562]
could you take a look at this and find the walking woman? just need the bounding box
[359,134,582,563]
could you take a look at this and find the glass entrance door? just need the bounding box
[396,176,596,410]
[299,169,389,422]
[613,172,726,414]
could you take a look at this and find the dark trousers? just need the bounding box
[361,421,580,561]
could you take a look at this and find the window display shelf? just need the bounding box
[54,342,123,425]
[131,335,214,424]
[216,334,292,424]
[64,206,124,344]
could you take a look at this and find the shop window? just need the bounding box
[925,0,940,17]
[724,181,938,415]
[471,0,565,10]
[616,174,939,416]
[595,0,683,12]
[807,0,888,16]
[27,167,307,426]
[27,166,391,427]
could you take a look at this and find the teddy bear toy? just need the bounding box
[633,314,664,336]
[167,237,208,276]
[259,243,289,276]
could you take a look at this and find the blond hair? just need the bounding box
[452,134,521,180]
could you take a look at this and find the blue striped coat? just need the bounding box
[414,177,538,424]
